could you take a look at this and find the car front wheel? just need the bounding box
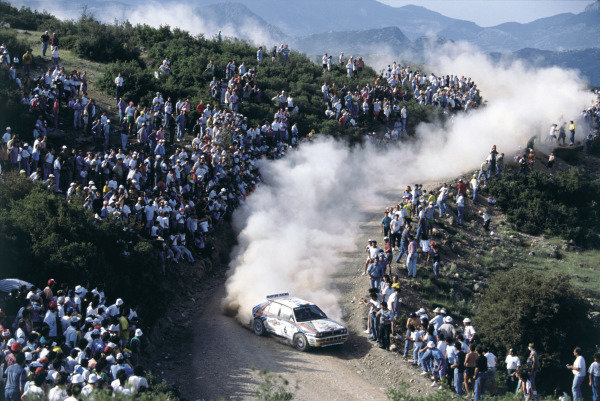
[293,333,309,351]
[253,318,266,336]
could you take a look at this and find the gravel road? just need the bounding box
[152,203,436,401]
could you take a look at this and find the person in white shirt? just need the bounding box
[589,353,600,400]
[114,73,124,101]
[463,318,476,343]
[505,348,521,391]
[2,127,11,143]
[567,347,586,400]
[48,373,67,401]
[485,348,498,395]
[128,366,149,393]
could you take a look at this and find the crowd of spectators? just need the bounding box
[0,36,301,274]
[362,138,600,401]
[322,61,481,132]
[1,279,149,399]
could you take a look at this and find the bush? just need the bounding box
[474,268,597,392]
[66,15,139,62]
[0,3,60,31]
[0,173,165,324]
[487,168,600,247]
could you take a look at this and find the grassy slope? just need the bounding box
[412,149,600,322]
[11,28,117,118]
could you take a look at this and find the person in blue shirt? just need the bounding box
[381,211,391,238]
[367,256,384,291]
[4,352,26,401]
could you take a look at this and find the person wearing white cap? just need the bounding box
[71,373,85,385]
[107,298,124,317]
[438,316,456,341]
[73,286,84,313]
[110,353,133,380]
[463,318,476,344]
[82,373,100,397]
[430,307,444,331]
[2,127,12,144]
[130,328,143,365]
[47,372,67,401]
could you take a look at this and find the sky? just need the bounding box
[378,0,593,26]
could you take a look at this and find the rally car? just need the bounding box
[251,293,348,351]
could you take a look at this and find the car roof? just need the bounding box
[270,296,314,309]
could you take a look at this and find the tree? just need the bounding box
[474,268,597,391]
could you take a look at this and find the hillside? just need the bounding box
[1,3,599,401]
[292,26,412,57]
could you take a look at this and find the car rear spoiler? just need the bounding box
[266,293,290,299]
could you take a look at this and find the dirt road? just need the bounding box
[151,204,435,401]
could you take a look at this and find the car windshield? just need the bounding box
[294,305,327,322]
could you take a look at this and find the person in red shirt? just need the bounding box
[457,179,467,200]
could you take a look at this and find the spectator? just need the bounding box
[567,347,586,401]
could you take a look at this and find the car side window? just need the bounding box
[266,303,280,316]
[279,306,294,321]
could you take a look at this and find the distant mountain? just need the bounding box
[441,1,600,51]
[292,26,412,56]
[490,48,600,85]
[187,0,469,40]
[192,2,286,43]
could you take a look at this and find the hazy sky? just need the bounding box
[378,0,593,26]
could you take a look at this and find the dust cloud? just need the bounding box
[223,43,594,323]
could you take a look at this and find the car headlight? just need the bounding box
[341,328,347,334]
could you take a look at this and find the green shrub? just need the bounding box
[0,3,60,31]
[487,168,600,247]
[0,173,165,324]
[474,267,597,392]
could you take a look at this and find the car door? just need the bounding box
[278,306,295,340]
[263,302,281,334]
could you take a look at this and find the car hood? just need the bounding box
[300,318,345,333]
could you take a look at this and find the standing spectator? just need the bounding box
[485,347,497,395]
[22,49,32,76]
[527,342,540,397]
[479,210,490,230]
[450,340,466,397]
[427,241,442,277]
[569,120,576,146]
[406,235,417,279]
[567,347,586,401]
[115,73,124,102]
[40,31,49,56]
[256,46,263,65]
[456,193,465,226]
[361,293,380,341]
[505,348,521,392]
[50,32,59,50]
[588,353,600,401]
[3,353,26,401]
[51,46,59,67]
[377,301,392,350]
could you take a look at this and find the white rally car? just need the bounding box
[251,293,348,351]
